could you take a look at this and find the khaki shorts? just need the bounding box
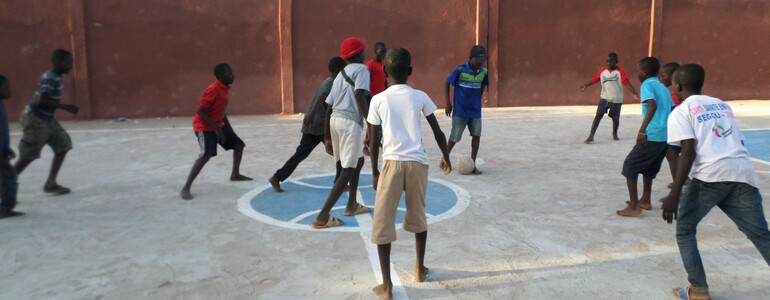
[330,116,364,168]
[371,160,429,244]
[19,108,72,161]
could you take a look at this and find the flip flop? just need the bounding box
[343,203,371,216]
[311,216,343,229]
[44,185,71,195]
[673,286,710,300]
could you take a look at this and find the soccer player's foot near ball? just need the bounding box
[372,283,393,300]
[269,176,284,192]
[43,184,70,195]
[230,174,252,181]
[584,137,594,144]
[472,167,482,175]
[616,205,642,216]
[0,207,25,219]
[180,189,193,200]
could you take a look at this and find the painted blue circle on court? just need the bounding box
[237,174,469,232]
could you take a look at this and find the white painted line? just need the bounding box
[743,127,770,131]
[750,157,770,167]
[355,198,409,300]
[757,170,770,174]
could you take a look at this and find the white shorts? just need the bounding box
[330,116,364,168]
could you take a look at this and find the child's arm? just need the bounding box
[426,114,451,174]
[369,124,382,189]
[662,138,696,223]
[624,83,640,102]
[354,89,368,119]
[197,107,225,143]
[38,93,78,115]
[636,98,657,146]
[444,81,452,117]
[579,81,594,92]
[304,92,328,128]
[323,104,333,155]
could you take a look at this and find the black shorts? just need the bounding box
[195,125,244,158]
[621,141,668,179]
[597,99,622,120]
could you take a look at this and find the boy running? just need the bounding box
[444,45,489,174]
[0,75,22,219]
[180,63,251,200]
[368,47,451,300]
[617,57,673,216]
[312,37,371,228]
[662,64,770,300]
[14,49,79,195]
[580,52,640,143]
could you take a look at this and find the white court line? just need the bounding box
[743,127,770,131]
[750,157,770,167]
[355,194,409,300]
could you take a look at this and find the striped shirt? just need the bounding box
[29,70,64,120]
[446,61,488,119]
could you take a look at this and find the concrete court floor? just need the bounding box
[0,100,768,300]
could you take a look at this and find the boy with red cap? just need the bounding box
[312,37,372,228]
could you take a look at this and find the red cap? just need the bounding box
[340,37,366,60]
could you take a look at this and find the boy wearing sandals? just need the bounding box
[312,37,371,228]
[662,64,770,300]
[367,48,451,300]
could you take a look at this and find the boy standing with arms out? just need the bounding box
[662,64,770,300]
[444,45,488,174]
[0,75,22,219]
[312,37,371,228]
[617,57,673,216]
[269,57,346,192]
[580,53,640,143]
[15,49,79,195]
[180,63,251,200]
[368,47,451,300]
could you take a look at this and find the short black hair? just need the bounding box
[374,42,386,51]
[384,47,411,80]
[607,52,618,61]
[638,57,660,76]
[328,57,346,73]
[0,75,7,86]
[52,49,73,64]
[213,63,231,77]
[661,62,680,75]
[674,63,705,93]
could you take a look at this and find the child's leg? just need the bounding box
[585,101,606,143]
[415,231,428,282]
[43,122,73,193]
[469,118,482,174]
[609,103,622,140]
[639,175,653,210]
[0,167,23,218]
[446,116,466,158]
[373,243,393,300]
[717,183,770,264]
[271,134,323,192]
[344,157,365,212]
[219,125,251,181]
[617,175,642,216]
[180,155,211,200]
[13,159,33,175]
[43,151,69,193]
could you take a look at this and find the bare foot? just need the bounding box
[230,174,253,181]
[0,208,25,219]
[269,176,284,192]
[180,189,193,200]
[616,205,642,216]
[639,200,652,210]
[43,184,71,195]
[372,283,393,300]
[415,264,429,282]
[472,167,483,175]
[613,135,620,141]
[584,138,594,144]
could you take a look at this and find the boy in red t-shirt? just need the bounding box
[657,62,690,194]
[580,53,640,143]
[367,42,388,96]
[180,64,251,200]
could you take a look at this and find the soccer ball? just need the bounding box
[455,156,475,175]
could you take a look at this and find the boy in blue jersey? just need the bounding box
[444,45,489,175]
[617,57,673,216]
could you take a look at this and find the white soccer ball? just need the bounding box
[454,156,475,175]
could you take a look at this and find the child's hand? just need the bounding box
[66,105,79,115]
[444,104,452,117]
[579,85,586,92]
[636,133,647,146]
[661,194,679,224]
[372,173,379,190]
[215,128,226,144]
[440,157,451,175]
[324,139,334,156]
[303,114,313,128]
[634,94,640,102]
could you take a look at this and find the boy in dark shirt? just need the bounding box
[0,75,22,219]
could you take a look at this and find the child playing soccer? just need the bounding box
[657,62,691,192]
[580,52,640,143]
[363,42,387,157]
[312,37,371,228]
[269,57,346,192]
[444,45,489,174]
[617,57,673,216]
[662,64,770,300]
[180,63,251,200]
[0,75,22,219]
[14,49,79,195]
[367,47,451,300]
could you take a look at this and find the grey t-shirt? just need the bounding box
[326,63,370,124]
[302,77,333,136]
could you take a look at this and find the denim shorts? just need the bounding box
[449,116,481,143]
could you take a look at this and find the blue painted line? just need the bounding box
[744,129,770,163]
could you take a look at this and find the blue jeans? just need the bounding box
[676,179,770,294]
[0,165,18,210]
[449,116,481,143]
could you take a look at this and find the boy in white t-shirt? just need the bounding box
[580,52,640,143]
[662,64,770,300]
[312,37,372,229]
[367,48,452,300]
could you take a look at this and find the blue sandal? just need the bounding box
[673,286,710,300]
